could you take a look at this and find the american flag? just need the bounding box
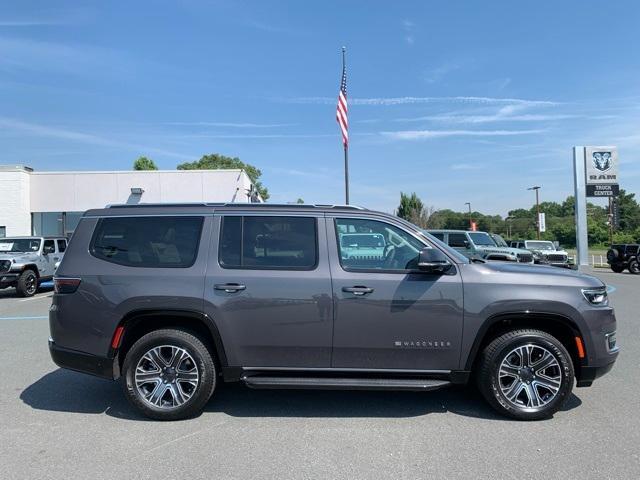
[336,51,348,147]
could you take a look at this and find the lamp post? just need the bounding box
[465,202,472,230]
[527,186,541,240]
[505,216,513,239]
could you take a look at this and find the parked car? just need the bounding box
[428,229,534,263]
[0,236,67,296]
[521,240,572,268]
[606,244,640,274]
[50,203,618,421]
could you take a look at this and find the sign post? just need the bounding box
[573,147,589,268]
[573,146,619,269]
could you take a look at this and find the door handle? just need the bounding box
[214,283,246,293]
[342,286,374,296]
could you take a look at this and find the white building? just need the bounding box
[0,165,261,237]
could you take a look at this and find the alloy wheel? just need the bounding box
[25,273,37,295]
[134,345,200,409]
[497,344,562,409]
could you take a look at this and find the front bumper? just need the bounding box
[576,360,617,387]
[0,272,19,287]
[49,339,117,380]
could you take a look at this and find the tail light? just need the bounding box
[54,277,81,294]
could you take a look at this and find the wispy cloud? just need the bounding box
[176,133,335,139]
[402,19,415,45]
[381,129,544,140]
[0,117,189,159]
[396,113,577,124]
[425,63,461,84]
[450,163,482,170]
[0,36,127,76]
[166,122,297,128]
[283,96,557,106]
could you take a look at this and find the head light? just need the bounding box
[582,287,608,306]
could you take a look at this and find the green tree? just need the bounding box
[177,153,269,200]
[133,156,158,170]
[296,198,304,204]
[616,189,640,231]
[396,192,433,228]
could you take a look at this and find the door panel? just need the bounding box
[327,216,464,371]
[203,215,333,368]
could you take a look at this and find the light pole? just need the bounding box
[465,202,472,230]
[527,186,541,240]
[505,216,513,239]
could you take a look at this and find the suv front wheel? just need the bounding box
[477,329,574,420]
[122,329,217,420]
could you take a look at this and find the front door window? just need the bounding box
[335,218,425,272]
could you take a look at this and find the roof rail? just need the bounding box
[106,202,367,210]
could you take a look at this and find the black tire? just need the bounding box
[606,249,619,263]
[122,328,216,420]
[628,258,640,275]
[476,329,574,420]
[16,270,38,297]
[610,263,625,273]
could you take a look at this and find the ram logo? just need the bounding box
[592,151,612,172]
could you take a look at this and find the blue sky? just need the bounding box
[1,1,639,215]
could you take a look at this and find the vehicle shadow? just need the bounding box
[20,368,582,422]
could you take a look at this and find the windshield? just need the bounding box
[0,238,41,253]
[491,234,508,247]
[525,241,555,250]
[419,230,470,264]
[468,232,497,247]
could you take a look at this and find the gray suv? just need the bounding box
[49,204,618,421]
[0,236,67,296]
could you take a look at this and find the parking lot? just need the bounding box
[0,269,638,480]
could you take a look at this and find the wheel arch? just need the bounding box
[114,309,228,377]
[465,312,584,374]
[20,264,40,277]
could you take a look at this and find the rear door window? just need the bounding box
[90,216,204,268]
[219,216,317,270]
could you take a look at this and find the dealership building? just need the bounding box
[0,165,261,237]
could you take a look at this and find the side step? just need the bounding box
[241,375,451,391]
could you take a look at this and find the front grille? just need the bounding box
[517,253,533,263]
[546,254,568,263]
[0,260,10,273]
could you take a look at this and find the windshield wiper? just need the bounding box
[471,258,486,263]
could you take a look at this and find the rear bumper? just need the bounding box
[48,339,116,380]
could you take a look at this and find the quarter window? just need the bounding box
[335,218,425,271]
[447,233,468,248]
[219,216,317,270]
[90,216,203,268]
[57,239,67,252]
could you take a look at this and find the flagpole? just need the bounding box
[342,46,349,205]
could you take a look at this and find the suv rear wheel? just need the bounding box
[610,264,625,273]
[122,328,216,420]
[477,329,574,420]
[16,270,38,297]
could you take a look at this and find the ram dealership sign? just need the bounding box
[585,146,619,197]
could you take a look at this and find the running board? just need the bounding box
[241,375,451,391]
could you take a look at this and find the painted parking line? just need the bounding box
[0,315,48,321]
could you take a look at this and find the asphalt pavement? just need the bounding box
[1,269,638,479]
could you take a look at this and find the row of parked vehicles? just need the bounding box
[426,229,572,268]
